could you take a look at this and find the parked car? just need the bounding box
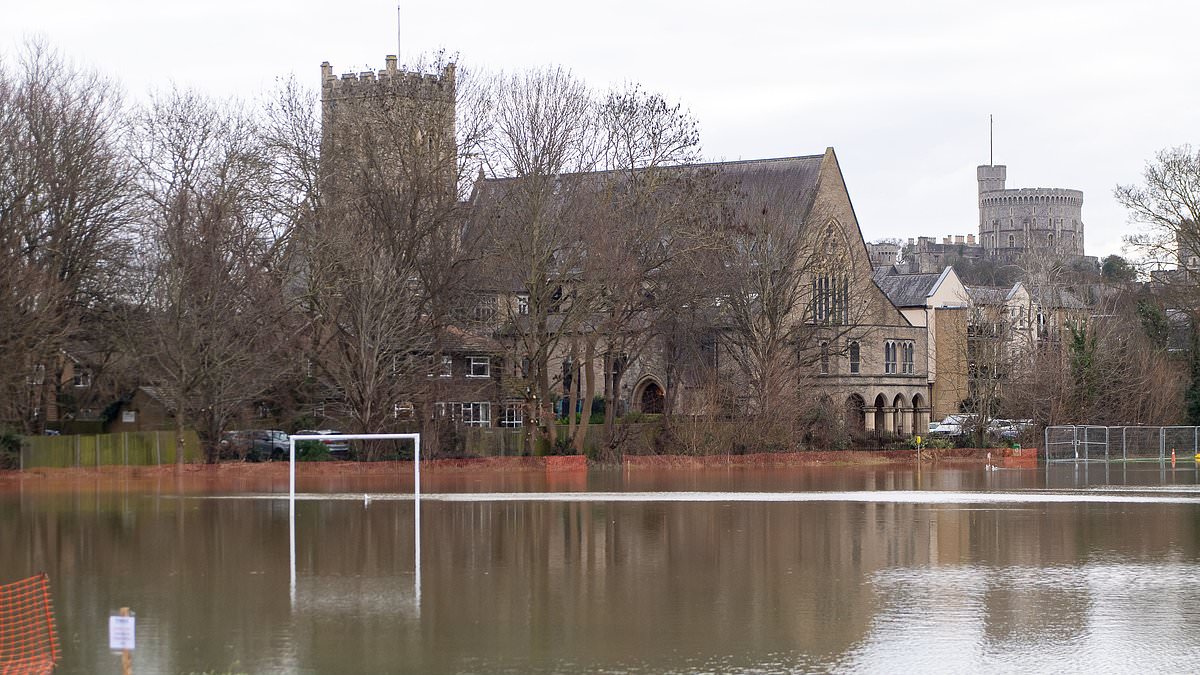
[295,429,351,456]
[219,430,290,461]
[930,415,977,437]
[998,419,1033,441]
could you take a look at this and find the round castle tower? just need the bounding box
[977,165,1084,259]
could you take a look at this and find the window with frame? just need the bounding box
[461,402,491,427]
[884,340,897,374]
[72,368,91,388]
[819,341,830,374]
[849,341,860,374]
[812,274,849,324]
[440,355,452,377]
[516,294,529,316]
[27,364,45,386]
[393,401,414,419]
[901,341,915,374]
[500,401,523,428]
[468,356,490,378]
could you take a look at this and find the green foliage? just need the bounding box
[295,440,333,462]
[1102,254,1137,282]
[913,436,954,450]
[1137,300,1171,349]
[1188,333,1200,426]
[0,430,21,470]
[1068,320,1100,418]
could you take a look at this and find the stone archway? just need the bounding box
[873,394,888,435]
[845,394,865,433]
[911,393,929,436]
[892,393,909,436]
[633,377,665,414]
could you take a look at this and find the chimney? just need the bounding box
[967,234,976,245]
[943,236,951,245]
[385,55,398,72]
[954,235,965,244]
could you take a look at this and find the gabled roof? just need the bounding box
[965,285,1009,306]
[873,270,944,308]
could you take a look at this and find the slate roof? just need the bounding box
[873,271,943,308]
[1032,286,1088,310]
[465,155,828,292]
[965,285,1011,306]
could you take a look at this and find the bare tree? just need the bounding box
[477,66,601,453]
[0,40,137,432]
[571,84,723,452]
[129,89,293,462]
[1118,145,1200,289]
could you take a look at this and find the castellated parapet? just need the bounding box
[976,164,1085,259]
[320,55,456,103]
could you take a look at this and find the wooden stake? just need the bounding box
[120,607,132,675]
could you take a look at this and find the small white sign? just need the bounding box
[109,615,135,651]
[121,410,136,423]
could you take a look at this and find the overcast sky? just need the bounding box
[6,0,1198,259]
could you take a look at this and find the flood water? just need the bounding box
[4,462,1200,674]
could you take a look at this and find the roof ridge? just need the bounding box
[479,154,826,183]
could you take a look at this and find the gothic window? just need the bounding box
[884,340,897,374]
[849,341,860,374]
[901,341,915,375]
[819,342,830,375]
[1008,234,1015,248]
[812,273,849,324]
[1048,234,1055,247]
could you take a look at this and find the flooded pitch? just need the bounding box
[3,462,1200,673]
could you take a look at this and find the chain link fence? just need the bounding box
[1044,425,1200,462]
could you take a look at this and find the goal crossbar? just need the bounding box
[287,433,422,501]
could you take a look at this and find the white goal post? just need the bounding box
[286,433,423,607]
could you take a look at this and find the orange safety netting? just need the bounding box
[0,574,59,675]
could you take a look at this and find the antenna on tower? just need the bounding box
[989,114,994,166]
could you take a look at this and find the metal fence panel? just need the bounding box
[1045,425,1199,463]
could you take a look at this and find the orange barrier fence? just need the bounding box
[0,573,60,675]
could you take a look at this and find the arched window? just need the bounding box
[1008,234,1015,248]
[819,341,830,374]
[849,341,860,374]
[1048,233,1054,247]
[812,274,849,324]
[884,340,897,374]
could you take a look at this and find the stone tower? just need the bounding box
[977,163,1084,260]
[319,55,457,202]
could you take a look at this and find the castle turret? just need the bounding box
[977,164,1006,198]
[976,163,1084,260]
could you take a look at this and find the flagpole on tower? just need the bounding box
[397,4,402,61]
[989,114,994,167]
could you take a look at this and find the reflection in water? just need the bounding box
[1,464,1199,673]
